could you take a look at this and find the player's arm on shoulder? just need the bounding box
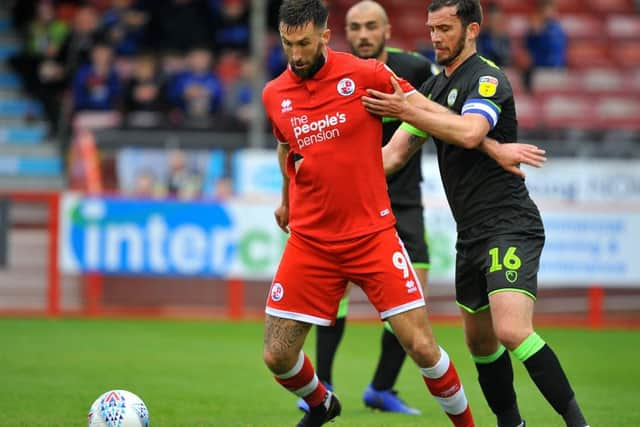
[383,124,428,175]
[363,77,490,149]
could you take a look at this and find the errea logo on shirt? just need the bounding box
[281,99,292,113]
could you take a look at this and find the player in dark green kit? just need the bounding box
[297,0,439,415]
[362,1,590,427]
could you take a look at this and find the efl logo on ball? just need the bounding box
[88,389,149,427]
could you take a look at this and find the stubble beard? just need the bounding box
[290,45,326,79]
[352,41,385,60]
[436,32,466,67]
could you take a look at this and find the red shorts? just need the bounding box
[265,227,426,326]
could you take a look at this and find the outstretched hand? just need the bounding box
[362,77,409,118]
[494,143,547,178]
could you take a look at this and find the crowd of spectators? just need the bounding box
[9,0,572,139]
[9,0,288,137]
[477,0,567,93]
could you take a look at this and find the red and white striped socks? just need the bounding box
[275,351,327,407]
[420,347,474,427]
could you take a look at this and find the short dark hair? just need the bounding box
[279,0,329,31]
[428,0,483,27]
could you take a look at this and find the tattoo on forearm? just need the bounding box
[264,315,309,357]
[408,134,423,153]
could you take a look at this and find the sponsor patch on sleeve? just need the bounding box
[478,75,499,97]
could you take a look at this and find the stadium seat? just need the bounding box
[612,42,640,68]
[531,69,581,96]
[514,94,541,130]
[580,68,628,96]
[559,14,604,39]
[328,34,349,53]
[391,9,429,49]
[595,96,640,130]
[505,14,529,38]
[504,68,525,95]
[540,95,596,130]
[606,15,640,39]
[554,0,585,13]
[567,40,613,68]
[492,0,536,14]
[587,0,635,14]
[629,69,640,94]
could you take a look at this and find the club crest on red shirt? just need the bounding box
[337,78,355,96]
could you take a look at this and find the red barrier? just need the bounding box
[588,286,604,329]
[227,278,245,320]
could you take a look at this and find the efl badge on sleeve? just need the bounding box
[478,75,499,97]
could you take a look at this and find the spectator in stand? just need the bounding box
[477,2,511,67]
[266,35,287,78]
[9,0,69,124]
[57,5,103,79]
[217,50,254,128]
[210,0,251,55]
[100,0,149,57]
[166,46,223,127]
[165,149,203,199]
[37,4,103,135]
[522,0,567,90]
[72,40,121,112]
[121,52,167,127]
[145,0,212,53]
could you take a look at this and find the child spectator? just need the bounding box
[166,46,223,126]
[122,52,167,127]
[72,40,121,111]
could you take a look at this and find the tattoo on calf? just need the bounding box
[264,315,309,356]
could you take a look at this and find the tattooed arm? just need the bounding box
[382,128,427,176]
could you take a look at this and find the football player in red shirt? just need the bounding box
[261,1,542,426]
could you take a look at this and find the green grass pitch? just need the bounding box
[1,317,639,426]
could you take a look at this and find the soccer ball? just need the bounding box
[87,389,150,427]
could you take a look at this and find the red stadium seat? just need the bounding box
[580,68,628,96]
[606,15,640,39]
[559,15,604,39]
[328,34,349,53]
[567,40,613,68]
[540,95,597,130]
[554,0,586,13]
[531,69,581,96]
[587,0,635,14]
[391,8,429,48]
[595,96,640,130]
[504,67,526,96]
[505,14,529,38]
[611,42,640,68]
[514,94,541,130]
[629,69,640,94]
[492,0,536,14]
